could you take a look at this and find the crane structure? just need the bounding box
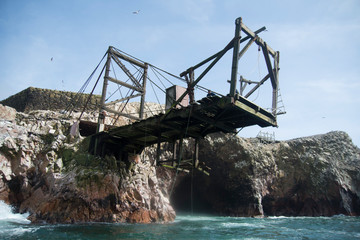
[83,17,281,174]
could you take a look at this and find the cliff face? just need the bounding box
[170,132,360,217]
[1,99,359,222]
[0,104,175,223]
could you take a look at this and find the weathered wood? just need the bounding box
[111,54,143,89]
[238,36,256,60]
[244,74,270,98]
[230,17,242,97]
[272,51,280,115]
[104,93,142,106]
[261,42,277,90]
[240,23,276,57]
[139,63,148,119]
[234,100,277,126]
[110,47,146,68]
[106,76,143,92]
[102,106,140,120]
[180,26,267,77]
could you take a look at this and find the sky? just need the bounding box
[1,0,360,146]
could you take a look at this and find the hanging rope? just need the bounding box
[169,104,193,198]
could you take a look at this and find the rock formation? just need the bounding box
[1,88,359,222]
[0,104,174,223]
[0,87,101,113]
[171,132,360,217]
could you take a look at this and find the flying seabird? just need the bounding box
[133,10,140,14]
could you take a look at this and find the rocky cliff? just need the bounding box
[171,132,360,217]
[0,104,174,223]
[1,99,359,223]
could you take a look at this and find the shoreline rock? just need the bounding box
[170,132,360,217]
[1,100,359,223]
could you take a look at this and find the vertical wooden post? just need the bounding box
[272,51,280,116]
[177,135,184,168]
[172,140,177,167]
[229,17,242,97]
[139,63,148,119]
[193,138,199,168]
[188,69,195,104]
[97,48,112,133]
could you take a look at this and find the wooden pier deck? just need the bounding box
[89,95,276,156]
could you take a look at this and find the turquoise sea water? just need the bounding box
[1,202,359,240]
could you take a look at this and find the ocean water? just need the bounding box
[0,202,359,240]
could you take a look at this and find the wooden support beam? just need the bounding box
[233,100,277,126]
[180,26,267,77]
[272,51,280,115]
[139,63,148,119]
[230,17,242,97]
[111,54,143,89]
[106,76,143,92]
[193,138,199,168]
[244,73,270,98]
[97,51,112,133]
[110,47,146,68]
[240,23,276,57]
[102,106,140,120]
[192,112,236,134]
[172,141,177,167]
[238,37,256,59]
[104,93,142,106]
[261,42,277,90]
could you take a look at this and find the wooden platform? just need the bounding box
[89,95,277,156]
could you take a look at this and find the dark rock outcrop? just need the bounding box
[170,132,360,217]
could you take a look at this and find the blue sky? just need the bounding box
[1,0,360,146]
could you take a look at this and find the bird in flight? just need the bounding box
[51,57,53,61]
[133,10,140,14]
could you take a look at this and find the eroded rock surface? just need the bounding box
[171,132,360,217]
[0,104,174,223]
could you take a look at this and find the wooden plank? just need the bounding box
[244,73,270,98]
[233,100,277,126]
[104,93,143,106]
[110,47,146,68]
[261,43,277,89]
[106,76,143,92]
[111,54,143,89]
[103,106,140,120]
